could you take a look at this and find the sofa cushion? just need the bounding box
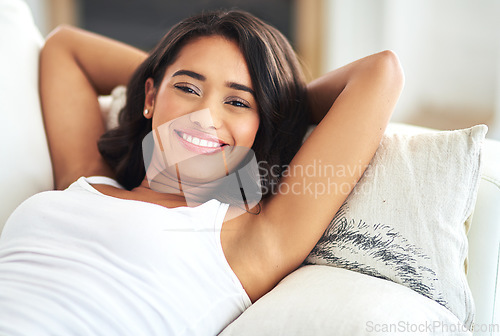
[219,265,471,336]
[466,138,500,330]
[0,0,53,231]
[304,124,487,329]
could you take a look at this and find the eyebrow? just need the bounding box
[172,70,206,81]
[227,82,255,97]
[172,69,255,97]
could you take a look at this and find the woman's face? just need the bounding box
[143,35,260,187]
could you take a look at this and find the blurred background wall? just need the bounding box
[25,0,500,139]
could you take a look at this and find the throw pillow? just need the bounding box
[304,124,487,329]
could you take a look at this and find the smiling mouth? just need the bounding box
[175,130,228,154]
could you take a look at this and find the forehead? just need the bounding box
[166,35,252,86]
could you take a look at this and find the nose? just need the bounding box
[188,107,223,130]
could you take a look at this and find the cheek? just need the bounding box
[233,114,260,147]
[152,90,189,128]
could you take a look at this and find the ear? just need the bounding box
[144,78,156,119]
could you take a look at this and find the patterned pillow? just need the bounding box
[305,124,487,330]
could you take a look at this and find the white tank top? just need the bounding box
[0,176,251,336]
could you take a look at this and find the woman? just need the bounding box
[0,9,403,336]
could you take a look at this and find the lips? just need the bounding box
[175,129,228,154]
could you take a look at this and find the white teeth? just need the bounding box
[180,132,221,148]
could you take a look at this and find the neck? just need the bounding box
[137,174,215,208]
[141,148,227,206]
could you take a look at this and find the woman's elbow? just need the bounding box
[42,25,80,55]
[377,50,405,91]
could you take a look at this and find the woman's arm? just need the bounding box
[236,51,404,299]
[40,26,147,190]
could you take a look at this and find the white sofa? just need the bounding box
[1,1,499,335]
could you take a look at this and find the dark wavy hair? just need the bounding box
[98,9,309,198]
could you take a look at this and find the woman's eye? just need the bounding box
[174,84,200,96]
[226,99,250,109]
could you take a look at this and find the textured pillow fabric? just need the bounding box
[220,265,471,336]
[305,125,487,329]
[98,85,127,130]
[0,0,53,232]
